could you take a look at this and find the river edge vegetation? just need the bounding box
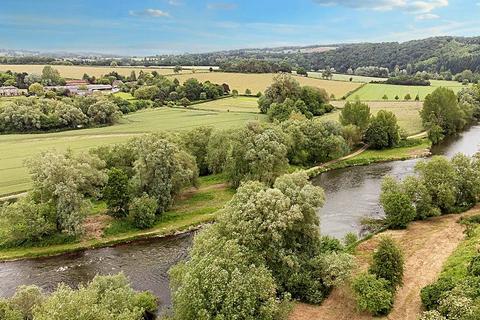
[1,64,480,319]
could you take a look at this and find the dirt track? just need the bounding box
[290,207,479,320]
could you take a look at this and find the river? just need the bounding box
[0,125,479,312]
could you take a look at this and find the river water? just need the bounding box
[0,125,479,312]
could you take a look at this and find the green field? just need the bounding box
[347,80,469,101]
[0,107,265,196]
[192,96,259,113]
[308,72,387,83]
[327,101,424,135]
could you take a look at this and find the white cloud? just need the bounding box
[416,13,440,20]
[129,9,170,18]
[207,2,238,10]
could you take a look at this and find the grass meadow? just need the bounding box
[347,80,469,101]
[0,107,264,196]
[308,72,387,83]
[0,64,208,79]
[167,72,362,99]
[328,101,424,135]
[191,96,259,113]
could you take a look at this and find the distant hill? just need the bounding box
[1,36,480,74]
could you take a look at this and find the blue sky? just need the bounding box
[0,0,479,55]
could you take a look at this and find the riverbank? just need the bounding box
[290,205,480,320]
[0,139,432,261]
[306,138,431,177]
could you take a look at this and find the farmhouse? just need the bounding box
[0,86,20,96]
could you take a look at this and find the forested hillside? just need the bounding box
[2,36,480,75]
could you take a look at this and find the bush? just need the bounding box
[438,293,474,320]
[369,236,405,289]
[33,274,157,320]
[420,277,455,310]
[468,254,480,276]
[418,310,447,320]
[9,285,43,320]
[352,272,394,316]
[380,177,416,228]
[128,194,158,229]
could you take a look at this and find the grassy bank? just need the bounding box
[438,212,480,281]
[306,139,431,177]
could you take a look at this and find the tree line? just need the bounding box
[0,95,122,133]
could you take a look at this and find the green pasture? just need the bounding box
[191,96,259,113]
[324,101,424,135]
[308,72,387,83]
[0,107,265,196]
[347,80,469,101]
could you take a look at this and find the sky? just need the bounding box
[0,0,479,56]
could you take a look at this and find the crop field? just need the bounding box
[327,101,424,135]
[167,72,361,98]
[192,96,259,113]
[347,80,468,101]
[0,108,264,196]
[308,72,387,83]
[0,64,209,79]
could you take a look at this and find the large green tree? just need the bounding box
[365,110,400,149]
[132,134,198,213]
[421,87,467,143]
[339,100,371,131]
[225,122,289,187]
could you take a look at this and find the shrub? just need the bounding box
[420,277,455,310]
[128,194,158,229]
[33,274,157,320]
[438,293,474,320]
[352,272,394,316]
[0,300,22,320]
[468,254,480,276]
[369,236,405,289]
[418,310,447,320]
[9,285,43,320]
[343,232,358,248]
[380,177,416,228]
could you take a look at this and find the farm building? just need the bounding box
[44,84,119,95]
[0,86,20,96]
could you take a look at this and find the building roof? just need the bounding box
[0,86,18,90]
